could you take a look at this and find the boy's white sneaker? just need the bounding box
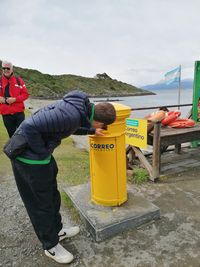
[45,243,73,264]
[59,226,80,241]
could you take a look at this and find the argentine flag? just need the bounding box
[164,66,181,85]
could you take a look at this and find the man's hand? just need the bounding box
[6,97,16,104]
[0,96,5,104]
[95,128,106,136]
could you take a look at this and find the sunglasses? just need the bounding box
[2,67,11,70]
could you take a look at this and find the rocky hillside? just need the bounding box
[0,60,152,98]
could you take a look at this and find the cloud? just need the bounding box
[0,0,200,86]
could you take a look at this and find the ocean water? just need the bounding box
[91,88,193,118]
[27,88,194,119]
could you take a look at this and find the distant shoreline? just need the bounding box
[29,91,155,101]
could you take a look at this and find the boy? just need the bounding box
[6,90,116,264]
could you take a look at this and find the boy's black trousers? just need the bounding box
[11,157,62,250]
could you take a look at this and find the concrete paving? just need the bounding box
[63,183,160,242]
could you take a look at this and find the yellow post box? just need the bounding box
[89,103,131,206]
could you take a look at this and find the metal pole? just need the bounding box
[178,65,181,110]
[130,103,192,111]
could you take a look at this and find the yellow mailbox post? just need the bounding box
[89,103,131,206]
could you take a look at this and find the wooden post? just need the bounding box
[126,145,135,169]
[152,122,161,180]
[175,143,181,154]
[132,146,153,178]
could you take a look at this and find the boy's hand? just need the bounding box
[95,128,105,136]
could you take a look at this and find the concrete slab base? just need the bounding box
[63,183,160,242]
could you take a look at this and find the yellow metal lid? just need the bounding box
[110,102,131,120]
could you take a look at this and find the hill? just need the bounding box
[0,60,152,98]
[142,79,193,90]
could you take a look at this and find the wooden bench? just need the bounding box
[126,122,200,181]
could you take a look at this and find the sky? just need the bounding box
[0,0,200,86]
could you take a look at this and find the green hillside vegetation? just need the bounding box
[0,60,152,98]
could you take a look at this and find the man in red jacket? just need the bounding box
[0,61,29,137]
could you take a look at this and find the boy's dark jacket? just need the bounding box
[11,90,95,160]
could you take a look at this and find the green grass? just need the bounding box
[54,138,90,185]
[128,167,149,185]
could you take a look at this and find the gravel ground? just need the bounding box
[0,173,85,267]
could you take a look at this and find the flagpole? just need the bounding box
[178,65,181,110]
[178,65,181,109]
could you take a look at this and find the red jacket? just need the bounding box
[0,75,29,115]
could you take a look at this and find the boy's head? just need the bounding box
[91,102,116,129]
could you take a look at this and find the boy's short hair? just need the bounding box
[94,102,116,125]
